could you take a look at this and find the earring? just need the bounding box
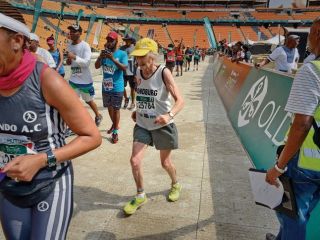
[13,45,20,50]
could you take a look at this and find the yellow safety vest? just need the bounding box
[298,60,320,171]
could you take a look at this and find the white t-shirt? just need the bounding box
[67,41,93,85]
[36,47,56,68]
[303,54,316,64]
[267,46,300,74]
[285,61,320,116]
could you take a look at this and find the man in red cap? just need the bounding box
[46,36,65,77]
[95,31,128,143]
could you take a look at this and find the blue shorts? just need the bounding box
[176,60,183,66]
[102,92,124,110]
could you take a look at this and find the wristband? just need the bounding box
[274,163,287,174]
[168,111,174,120]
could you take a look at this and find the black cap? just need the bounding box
[123,34,135,41]
[68,24,82,32]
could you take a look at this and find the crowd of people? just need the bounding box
[1,3,320,240]
[0,8,185,239]
[161,40,206,76]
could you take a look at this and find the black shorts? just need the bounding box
[166,61,175,69]
[194,59,199,65]
[176,60,183,66]
[124,76,136,89]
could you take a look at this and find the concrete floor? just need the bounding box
[0,56,278,240]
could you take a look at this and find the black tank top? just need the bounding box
[0,62,68,179]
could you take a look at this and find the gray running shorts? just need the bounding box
[102,92,124,110]
[133,123,179,150]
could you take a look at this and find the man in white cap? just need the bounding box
[256,34,300,74]
[28,33,56,68]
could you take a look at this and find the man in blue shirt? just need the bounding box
[95,31,128,143]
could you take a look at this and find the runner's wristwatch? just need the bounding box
[168,111,174,120]
[46,149,57,170]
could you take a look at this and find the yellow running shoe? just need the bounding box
[123,195,148,215]
[168,183,182,202]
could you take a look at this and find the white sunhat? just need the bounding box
[29,33,40,42]
[0,13,30,38]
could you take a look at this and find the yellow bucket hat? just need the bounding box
[130,38,158,57]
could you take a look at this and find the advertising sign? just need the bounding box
[269,0,307,8]
[213,58,251,111]
[228,69,293,169]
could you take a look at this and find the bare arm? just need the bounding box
[255,58,270,68]
[42,68,102,162]
[266,114,312,186]
[154,68,184,125]
[57,48,64,70]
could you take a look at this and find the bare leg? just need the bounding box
[130,87,136,105]
[113,109,120,130]
[86,100,100,117]
[160,150,177,184]
[130,142,148,191]
[107,106,114,125]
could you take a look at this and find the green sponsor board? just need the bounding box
[227,68,320,240]
[229,69,293,169]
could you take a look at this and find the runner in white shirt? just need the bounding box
[28,33,56,68]
[66,24,103,126]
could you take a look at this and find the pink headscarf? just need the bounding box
[0,50,36,90]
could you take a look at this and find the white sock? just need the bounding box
[136,192,145,198]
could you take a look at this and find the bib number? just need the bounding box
[103,78,113,91]
[0,144,35,168]
[136,96,156,118]
[71,67,82,76]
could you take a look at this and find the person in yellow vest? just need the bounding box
[265,17,320,240]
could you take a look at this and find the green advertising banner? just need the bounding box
[228,68,293,169]
[213,56,320,240]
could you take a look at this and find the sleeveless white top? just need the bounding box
[135,65,173,130]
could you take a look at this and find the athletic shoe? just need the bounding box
[112,133,118,144]
[123,98,129,109]
[123,195,148,215]
[128,103,135,111]
[95,115,103,127]
[168,183,182,202]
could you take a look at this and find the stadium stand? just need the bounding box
[5,0,320,52]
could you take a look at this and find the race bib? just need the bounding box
[103,78,114,91]
[136,96,156,118]
[71,67,82,76]
[167,55,175,62]
[0,144,36,168]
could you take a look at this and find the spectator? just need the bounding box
[256,35,300,74]
[265,18,320,240]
